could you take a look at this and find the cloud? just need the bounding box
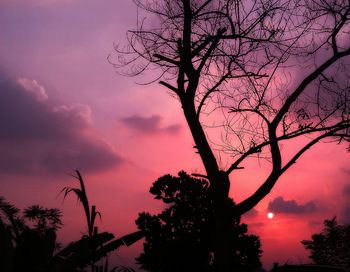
[267,196,316,215]
[341,184,350,223]
[341,204,350,224]
[341,167,350,175]
[53,103,92,126]
[17,78,48,102]
[308,220,322,228]
[343,184,350,196]
[0,77,122,174]
[249,222,265,229]
[242,208,258,218]
[120,114,181,135]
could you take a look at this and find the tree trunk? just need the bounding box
[182,99,233,271]
[211,173,234,272]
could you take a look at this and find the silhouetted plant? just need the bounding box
[0,196,24,242]
[302,217,350,268]
[62,170,101,239]
[90,259,136,272]
[61,170,103,271]
[136,171,262,272]
[24,205,62,232]
[57,170,144,272]
[110,266,136,272]
[53,230,144,272]
[0,200,16,272]
[0,196,62,272]
[0,171,144,272]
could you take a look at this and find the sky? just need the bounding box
[0,0,350,270]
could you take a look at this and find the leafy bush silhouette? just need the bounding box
[56,170,144,272]
[0,197,62,272]
[0,171,143,272]
[136,171,262,272]
[302,217,350,268]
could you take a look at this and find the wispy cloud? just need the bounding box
[120,114,181,135]
[17,77,48,102]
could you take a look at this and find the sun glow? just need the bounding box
[267,212,274,219]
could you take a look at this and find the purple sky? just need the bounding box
[1,1,350,270]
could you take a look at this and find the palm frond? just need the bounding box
[0,196,21,240]
[23,205,62,231]
[61,170,101,238]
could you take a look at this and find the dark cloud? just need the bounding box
[120,115,181,135]
[341,167,350,175]
[342,204,350,224]
[242,208,258,218]
[267,196,316,215]
[249,222,265,229]
[0,77,122,174]
[343,184,350,196]
[341,185,350,224]
[308,220,322,228]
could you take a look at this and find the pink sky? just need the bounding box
[1,1,350,270]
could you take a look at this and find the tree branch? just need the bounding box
[234,123,350,215]
[272,48,350,128]
[197,27,226,74]
[159,81,181,96]
[280,124,350,174]
[226,121,350,175]
[154,53,179,66]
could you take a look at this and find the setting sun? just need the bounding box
[267,212,274,219]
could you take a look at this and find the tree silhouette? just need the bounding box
[136,171,262,272]
[115,1,350,270]
[302,217,350,268]
[0,197,62,272]
[0,171,144,272]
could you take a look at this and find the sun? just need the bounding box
[267,212,274,219]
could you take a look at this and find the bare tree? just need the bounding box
[113,0,350,270]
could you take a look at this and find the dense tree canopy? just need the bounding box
[302,218,350,268]
[0,197,62,272]
[136,171,262,272]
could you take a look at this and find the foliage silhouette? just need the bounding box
[115,1,350,269]
[0,197,62,272]
[302,217,350,268]
[136,171,262,272]
[0,171,143,272]
[62,170,101,239]
[56,170,144,272]
[110,266,136,272]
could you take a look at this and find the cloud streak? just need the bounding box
[120,115,181,135]
[342,184,350,223]
[268,196,316,215]
[0,77,122,174]
[343,184,350,196]
[341,167,350,175]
